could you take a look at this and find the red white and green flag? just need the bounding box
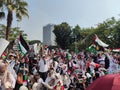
[17,35,29,56]
[112,48,120,52]
[94,34,109,47]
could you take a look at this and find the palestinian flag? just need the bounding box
[18,35,29,56]
[94,34,109,47]
[112,48,120,52]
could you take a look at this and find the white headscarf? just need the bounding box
[19,85,28,90]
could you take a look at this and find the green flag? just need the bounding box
[66,53,72,60]
[86,45,97,55]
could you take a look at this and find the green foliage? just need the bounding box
[0,24,27,41]
[29,40,41,45]
[80,17,120,49]
[54,17,120,51]
[0,0,29,40]
[53,22,72,49]
[71,25,82,43]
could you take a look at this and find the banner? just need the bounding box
[33,43,38,55]
[0,38,9,56]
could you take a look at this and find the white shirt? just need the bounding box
[38,58,49,72]
[78,60,85,71]
[53,61,58,71]
[89,61,95,72]
[45,75,55,84]
[61,75,70,87]
[106,53,119,74]
[37,78,43,83]
[0,71,16,89]
[7,64,17,80]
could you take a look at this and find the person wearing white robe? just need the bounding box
[0,61,16,90]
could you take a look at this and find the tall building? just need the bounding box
[43,24,56,46]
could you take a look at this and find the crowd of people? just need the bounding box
[0,45,120,90]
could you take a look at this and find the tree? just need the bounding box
[29,40,41,45]
[70,25,82,52]
[72,25,82,43]
[0,24,27,41]
[79,17,119,49]
[53,22,72,49]
[114,20,120,48]
[0,24,6,38]
[0,0,29,40]
[78,27,95,48]
[94,17,117,48]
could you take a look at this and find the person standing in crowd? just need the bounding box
[106,52,119,74]
[41,73,64,90]
[13,56,20,74]
[86,57,96,83]
[67,53,74,74]
[4,55,17,85]
[77,54,86,73]
[0,61,16,90]
[38,54,50,81]
[6,53,16,68]
[98,63,106,77]
[52,56,59,71]
[45,68,55,86]
[14,57,29,90]
[28,48,35,74]
[61,72,70,90]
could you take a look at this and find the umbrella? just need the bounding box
[86,74,120,90]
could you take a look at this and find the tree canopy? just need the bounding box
[53,17,120,51]
[53,22,72,49]
[0,24,27,41]
[0,0,29,40]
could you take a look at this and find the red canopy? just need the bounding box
[86,74,120,90]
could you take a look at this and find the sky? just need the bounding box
[1,0,120,42]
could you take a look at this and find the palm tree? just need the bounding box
[0,24,6,38]
[0,0,29,40]
[0,24,28,41]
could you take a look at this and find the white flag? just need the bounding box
[94,34,109,47]
[0,38,9,56]
[33,43,38,55]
